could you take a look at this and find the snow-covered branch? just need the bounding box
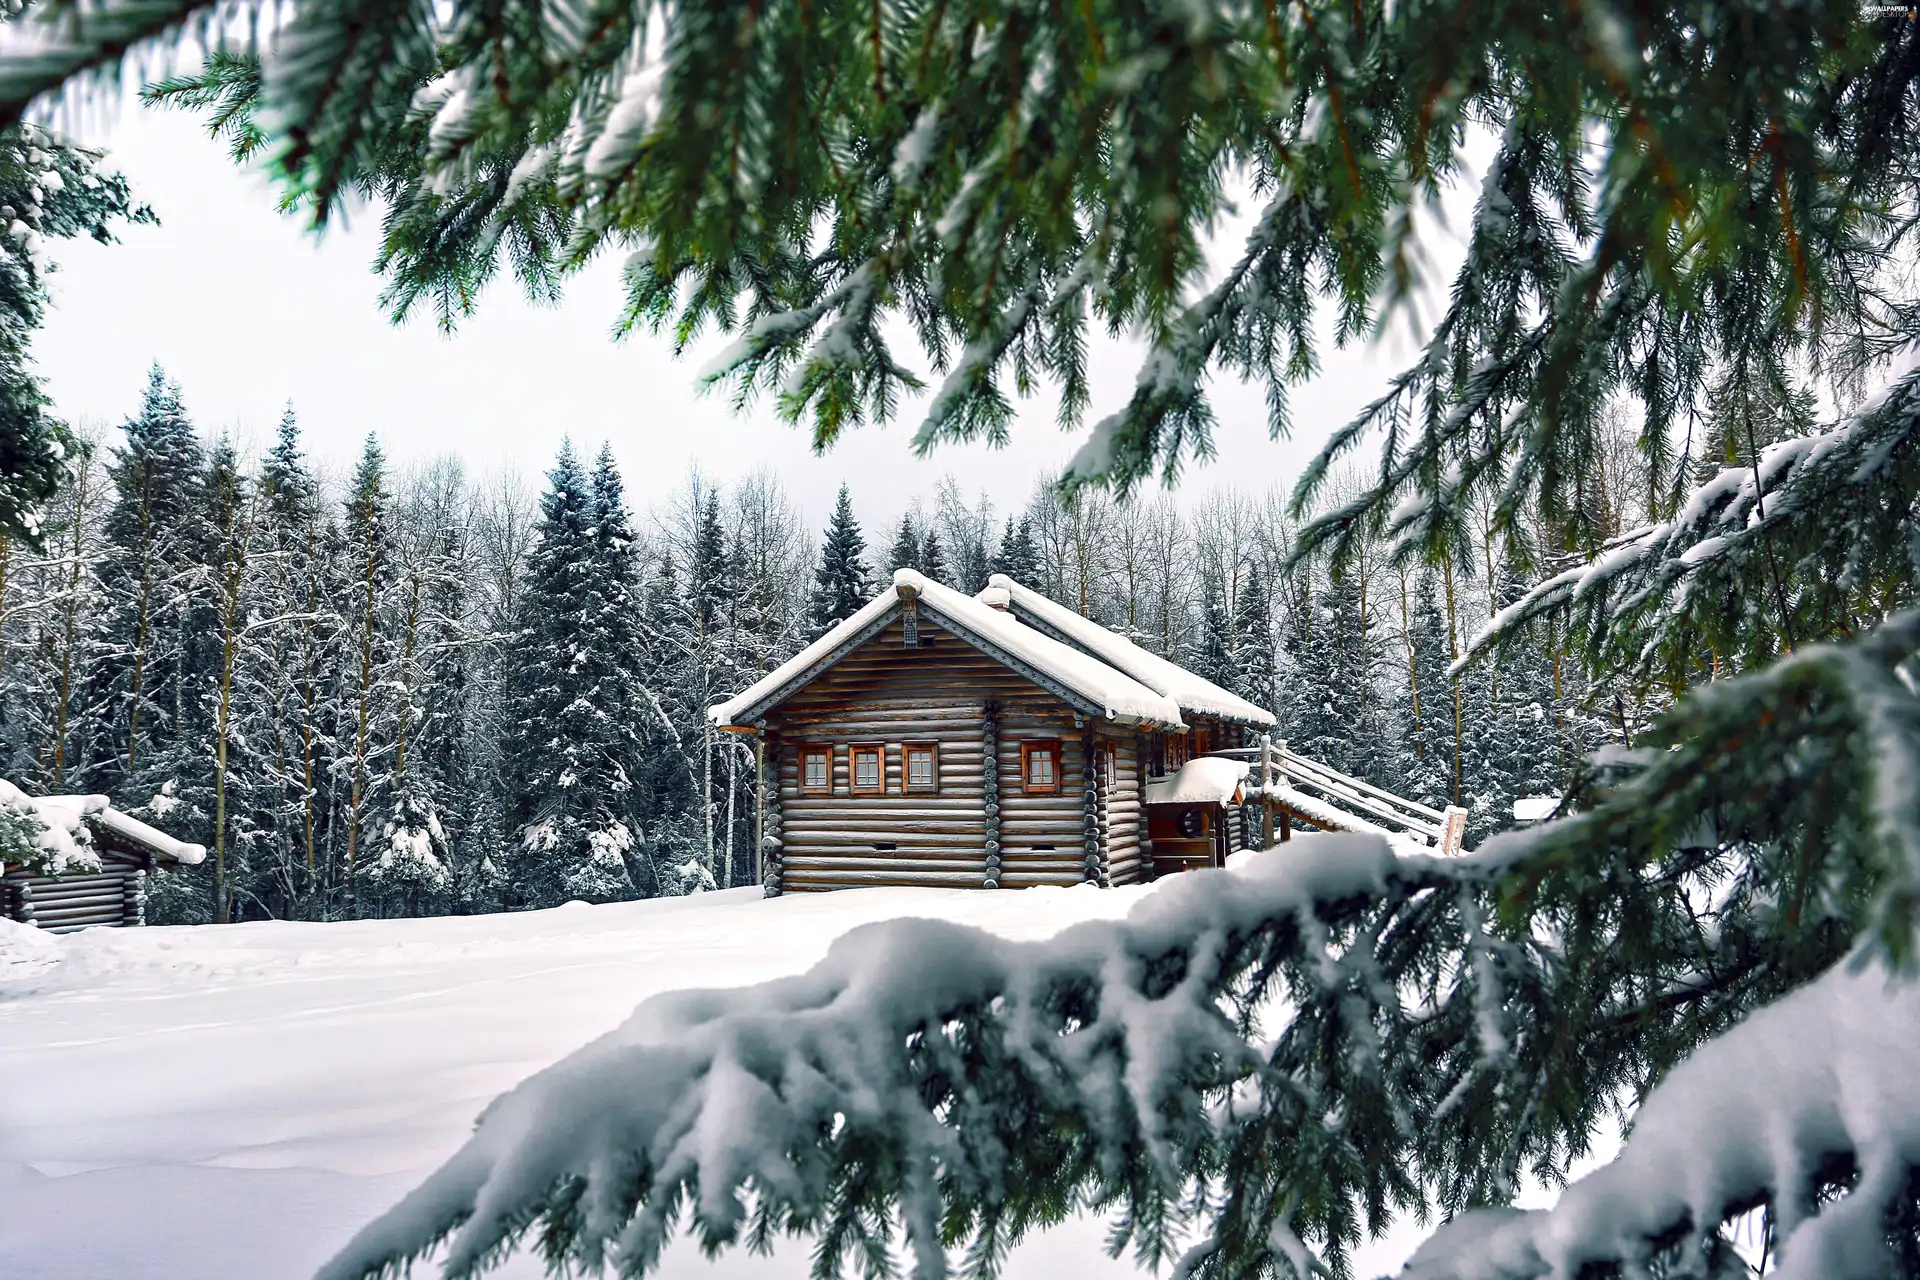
[319,836,1470,1280]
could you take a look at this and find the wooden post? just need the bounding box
[753,726,766,890]
[1439,805,1469,857]
[1259,734,1275,849]
[1280,809,1292,843]
[761,730,784,897]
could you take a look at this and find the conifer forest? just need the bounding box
[1,365,1610,925]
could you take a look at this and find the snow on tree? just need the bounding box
[0,125,151,544]
[989,515,1041,587]
[316,771,1920,1280]
[886,513,920,576]
[502,442,639,905]
[808,484,871,636]
[1230,563,1276,713]
[916,527,947,586]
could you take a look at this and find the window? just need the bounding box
[1021,741,1062,795]
[851,744,884,794]
[801,745,832,794]
[905,744,939,793]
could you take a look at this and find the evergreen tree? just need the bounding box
[1287,566,1388,783]
[503,442,639,905]
[808,485,871,634]
[886,513,919,575]
[338,435,393,918]
[0,126,151,543]
[87,366,207,794]
[916,528,947,585]
[1229,564,1274,713]
[1186,572,1236,698]
[990,516,1041,585]
[1394,572,1458,811]
[249,406,337,918]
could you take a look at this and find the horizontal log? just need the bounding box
[780,814,990,829]
[782,856,989,874]
[995,870,1085,887]
[781,803,985,818]
[33,897,127,913]
[782,870,991,889]
[29,890,127,908]
[784,835,988,850]
[32,909,125,926]
[30,874,132,891]
[26,873,127,891]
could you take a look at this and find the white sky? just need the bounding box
[34,98,1432,535]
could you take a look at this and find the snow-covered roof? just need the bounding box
[0,779,206,870]
[710,570,1185,729]
[94,806,207,866]
[1512,796,1559,824]
[984,575,1276,726]
[1143,757,1249,806]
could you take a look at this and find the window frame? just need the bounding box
[799,744,834,795]
[1020,740,1063,796]
[849,743,885,796]
[903,742,940,794]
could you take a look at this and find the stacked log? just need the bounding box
[1081,725,1100,885]
[22,871,131,931]
[982,701,1002,888]
[4,871,33,926]
[123,867,147,926]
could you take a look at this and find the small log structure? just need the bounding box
[2,789,207,932]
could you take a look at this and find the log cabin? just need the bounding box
[1,782,207,931]
[709,570,1276,893]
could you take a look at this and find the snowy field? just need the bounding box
[0,876,1430,1279]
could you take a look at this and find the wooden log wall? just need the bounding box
[982,701,1002,888]
[5,848,149,931]
[1103,735,1145,886]
[771,615,1091,891]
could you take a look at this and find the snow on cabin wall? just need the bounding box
[766,615,1144,891]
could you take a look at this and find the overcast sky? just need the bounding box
[34,98,1433,535]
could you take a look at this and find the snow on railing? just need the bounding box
[1222,738,1470,856]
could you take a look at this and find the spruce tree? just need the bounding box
[504,442,638,905]
[0,126,151,544]
[1394,571,1459,811]
[251,406,336,917]
[1287,566,1389,783]
[1230,564,1275,714]
[1186,573,1236,700]
[916,528,947,585]
[886,514,919,575]
[339,435,393,918]
[88,366,207,794]
[809,485,871,634]
[990,516,1041,586]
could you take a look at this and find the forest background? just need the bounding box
[0,363,1644,924]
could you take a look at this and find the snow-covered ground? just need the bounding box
[1,878,1422,1279]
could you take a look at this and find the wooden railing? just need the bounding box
[1215,738,1470,856]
